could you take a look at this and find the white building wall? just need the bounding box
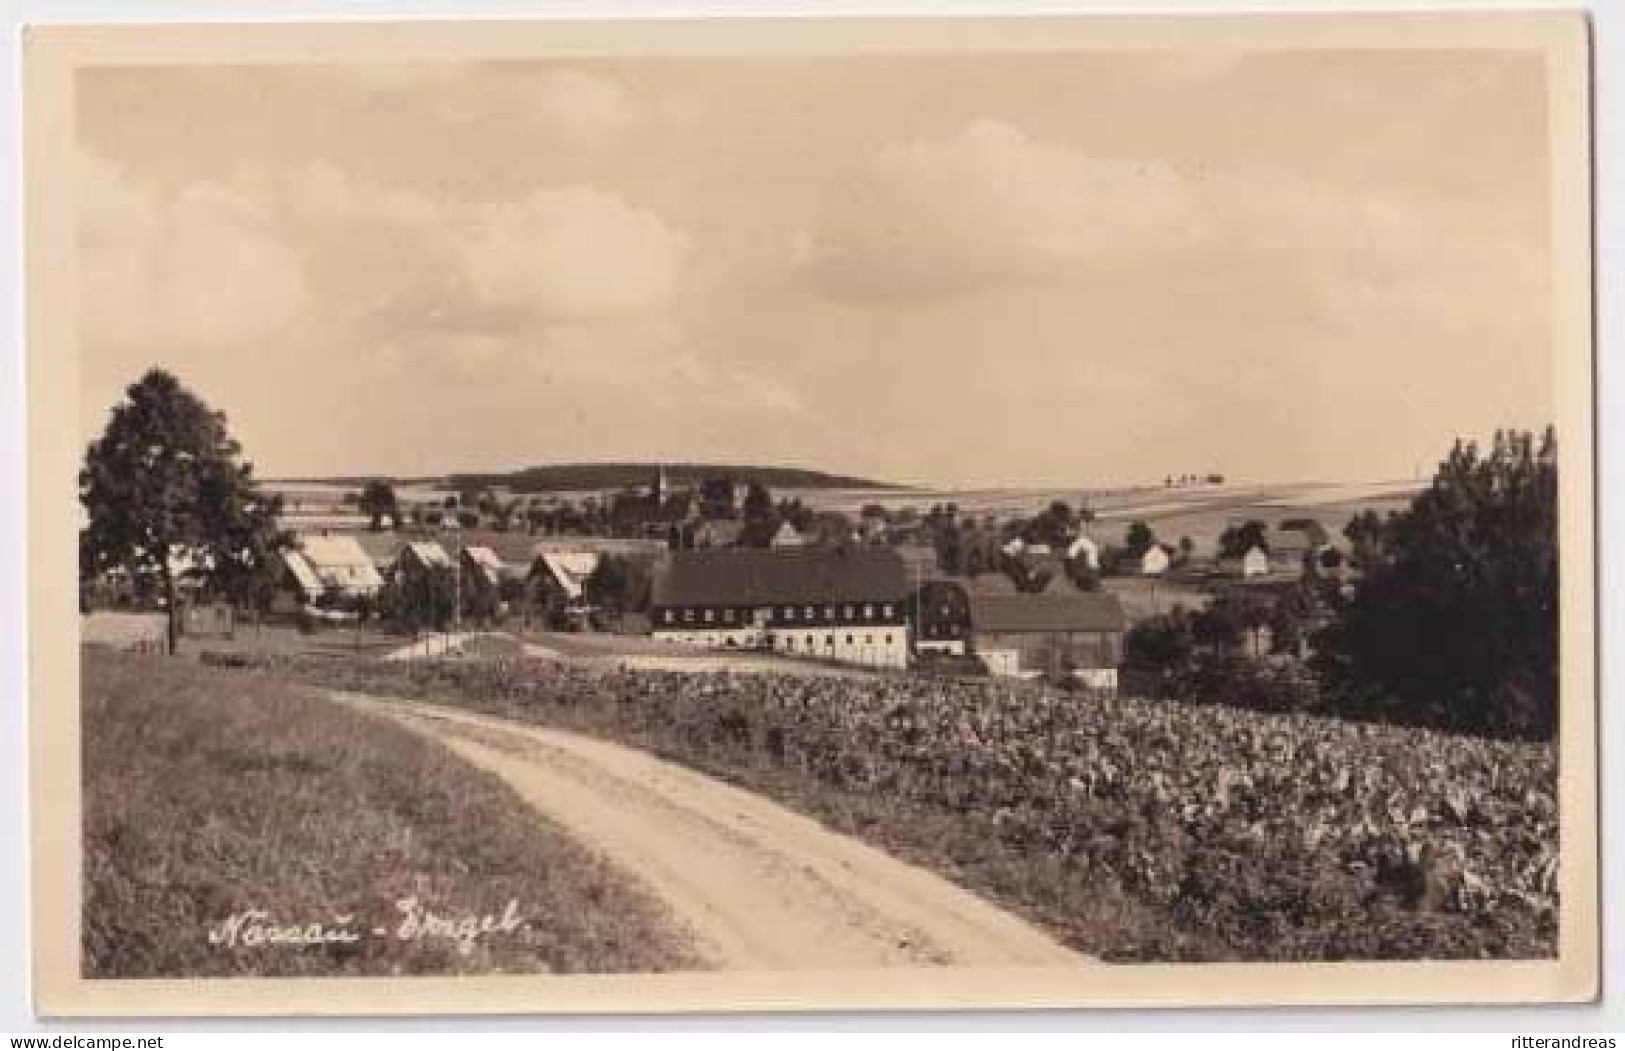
[1073,667,1119,693]
[652,623,908,670]
[981,648,1023,677]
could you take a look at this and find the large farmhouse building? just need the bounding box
[650,547,912,668]
[967,592,1127,691]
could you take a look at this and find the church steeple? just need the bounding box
[653,464,667,504]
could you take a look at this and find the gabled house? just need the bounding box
[458,545,523,622]
[461,545,508,592]
[768,521,808,549]
[1066,535,1101,570]
[530,551,602,611]
[391,540,454,595]
[274,533,385,613]
[1263,527,1322,576]
[1138,545,1173,577]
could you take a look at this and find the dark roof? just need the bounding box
[968,592,1127,634]
[1264,528,1317,556]
[696,519,745,546]
[651,547,909,608]
[734,519,780,548]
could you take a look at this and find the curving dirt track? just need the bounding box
[330,691,1088,972]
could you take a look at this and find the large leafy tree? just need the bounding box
[358,479,398,532]
[1218,519,1269,559]
[1123,520,1156,558]
[741,482,774,522]
[80,369,287,654]
[1315,428,1559,738]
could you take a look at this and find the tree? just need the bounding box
[1064,555,1101,592]
[1194,587,1273,655]
[382,564,455,634]
[585,555,652,620]
[1123,520,1156,558]
[934,518,964,574]
[1343,508,1391,572]
[80,370,287,654]
[359,479,398,532]
[1218,519,1269,559]
[699,475,738,519]
[742,482,774,522]
[1123,608,1197,695]
[1028,500,1076,546]
[1315,428,1559,738]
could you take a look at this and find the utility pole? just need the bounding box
[451,521,463,639]
[909,556,922,669]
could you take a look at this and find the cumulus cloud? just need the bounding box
[797,118,1540,353]
[272,164,689,329]
[523,69,639,155]
[78,152,308,350]
[458,187,689,320]
[800,120,1202,300]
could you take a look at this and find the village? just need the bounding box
[82,463,1409,697]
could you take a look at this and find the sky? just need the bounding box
[74,49,1554,488]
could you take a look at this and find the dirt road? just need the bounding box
[330,691,1087,972]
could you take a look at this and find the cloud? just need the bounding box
[272,164,689,329]
[78,152,308,350]
[799,120,1201,300]
[523,69,639,155]
[457,187,689,321]
[798,119,1544,361]
[393,318,804,420]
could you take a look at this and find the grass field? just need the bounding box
[81,648,698,977]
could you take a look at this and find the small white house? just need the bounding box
[1241,545,1271,578]
[769,521,808,549]
[1139,545,1172,577]
[1065,535,1101,570]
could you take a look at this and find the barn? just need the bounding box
[967,592,1127,691]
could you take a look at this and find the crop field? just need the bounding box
[793,480,1424,557]
[81,648,696,977]
[251,654,1558,963]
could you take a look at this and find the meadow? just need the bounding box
[81,647,697,977]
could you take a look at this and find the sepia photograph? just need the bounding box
[25,12,1596,1015]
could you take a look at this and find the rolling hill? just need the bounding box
[270,463,901,494]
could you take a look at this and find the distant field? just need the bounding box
[81,649,697,977]
[794,480,1424,557]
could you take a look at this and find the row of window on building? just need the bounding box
[657,631,899,651]
[661,603,898,626]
